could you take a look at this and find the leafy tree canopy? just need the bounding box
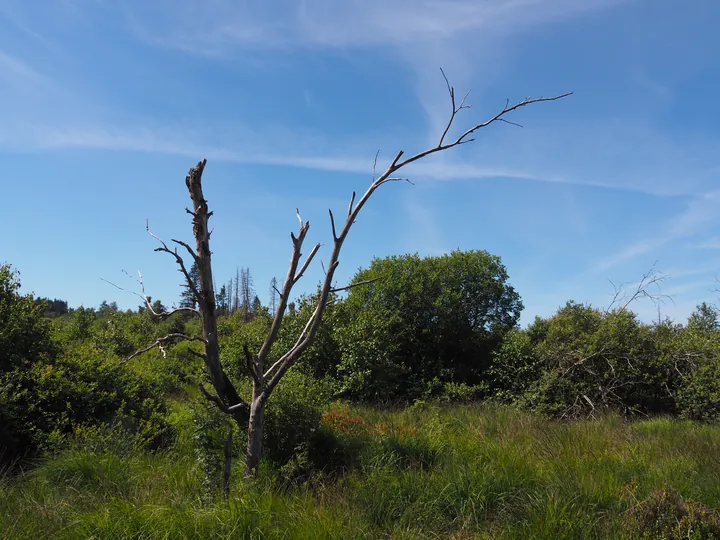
[334,250,523,400]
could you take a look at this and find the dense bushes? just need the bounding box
[262,370,332,467]
[1,343,170,463]
[0,265,54,374]
[0,266,173,465]
[488,301,720,421]
[222,252,720,426]
[289,251,523,401]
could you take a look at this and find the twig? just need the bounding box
[147,220,201,305]
[125,333,206,362]
[330,277,381,293]
[294,243,321,284]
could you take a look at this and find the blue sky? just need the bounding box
[2,0,719,325]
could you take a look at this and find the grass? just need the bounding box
[2,403,720,539]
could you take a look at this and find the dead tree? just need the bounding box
[130,73,571,484]
[240,267,253,321]
[269,277,278,316]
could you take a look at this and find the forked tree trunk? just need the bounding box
[135,83,570,491]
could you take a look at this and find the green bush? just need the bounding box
[333,250,522,401]
[262,370,332,466]
[0,264,54,374]
[430,381,483,403]
[676,356,720,422]
[668,310,720,422]
[1,342,169,464]
[521,304,674,418]
[487,328,540,402]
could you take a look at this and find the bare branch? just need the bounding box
[199,383,230,413]
[451,93,572,146]
[383,92,572,178]
[330,277,381,294]
[147,220,201,304]
[496,118,523,128]
[606,263,673,314]
[171,238,198,262]
[348,191,356,217]
[256,218,311,364]
[294,242,321,284]
[199,383,251,416]
[378,177,413,186]
[372,150,380,183]
[263,303,322,381]
[263,356,285,380]
[439,67,456,147]
[438,68,473,147]
[329,209,338,241]
[390,150,404,169]
[125,333,206,362]
[188,349,206,361]
[100,276,200,319]
[458,89,472,110]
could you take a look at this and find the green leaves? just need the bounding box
[0,264,54,373]
[333,250,523,401]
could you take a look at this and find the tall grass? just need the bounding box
[2,403,720,539]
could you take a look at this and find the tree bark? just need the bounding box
[244,383,265,477]
[185,161,247,417]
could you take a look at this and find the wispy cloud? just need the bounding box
[594,239,667,273]
[4,0,714,201]
[693,239,720,250]
[121,0,630,54]
[0,120,656,194]
[0,49,47,84]
[5,117,715,204]
[593,189,720,272]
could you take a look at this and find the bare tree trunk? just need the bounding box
[269,277,278,316]
[244,382,265,477]
[240,267,252,322]
[226,279,232,316]
[233,267,240,313]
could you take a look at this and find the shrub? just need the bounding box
[0,264,54,374]
[486,328,540,402]
[433,381,483,403]
[0,343,169,464]
[522,304,673,418]
[676,356,720,422]
[334,250,522,401]
[262,370,332,466]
